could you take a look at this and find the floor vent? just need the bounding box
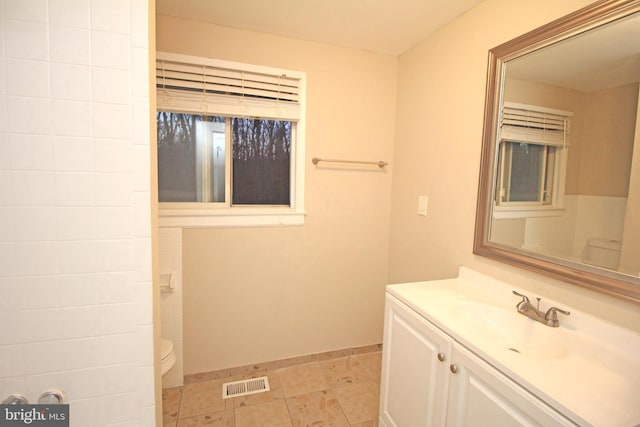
[222,376,270,399]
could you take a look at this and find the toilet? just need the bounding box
[160,338,176,376]
[583,237,622,269]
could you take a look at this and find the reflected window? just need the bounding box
[494,102,571,217]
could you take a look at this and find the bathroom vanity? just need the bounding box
[379,268,640,427]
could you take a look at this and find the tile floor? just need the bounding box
[163,351,382,427]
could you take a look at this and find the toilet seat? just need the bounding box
[160,338,176,376]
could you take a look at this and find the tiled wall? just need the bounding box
[0,0,154,425]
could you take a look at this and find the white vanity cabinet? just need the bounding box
[380,294,576,427]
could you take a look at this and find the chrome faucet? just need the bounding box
[512,291,570,327]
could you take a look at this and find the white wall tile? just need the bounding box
[134,238,151,283]
[103,364,137,395]
[0,208,14,243]
[66,368,104,399]
[5,20,49,60]
[133,193,150,238]
[0,98,7,132]
[0,58,6,96]
[56,241,97,274]
[94,173,132,206]
[92,68,130,104]
[131,97,150,146]
[92,103,131,139]
[91,0,130,34]
[15,276,59,310]
[55,207,96,240]
[49,0,90,28]
[68,398,106,426]
[5,0,48,23]
[12,207,57,241]
[0,344,25,377]
[95,240,134,272]
[92,31,130,69]
[54,172,95,206]
[131,48,148,97]
[0,243,16,277]
[53,136,94,172]
[0,170,12,206]
[104,392,141,424]
[132,145,149,191]
[95,207,133,239]
[49,25,91,65]
[6,59,49,97]
[22,341,65,375]
[50,63,91,101]
[131,0,148,48]
[135,325,153,366]
[0,134,9,169]
[134,282,152,324]
[63,338,102,370]
[9,134,54,171]
[100,303,136,334]
[95,139,132,173]
[15,307,61,343]
[99,333,137,365]
[57,274,99,307]
[60,306,101,338]
[97,272,137,304]
[52,100,92,137]
[7,97,51,135]
[11,171,55,207]
[13,242,58,276]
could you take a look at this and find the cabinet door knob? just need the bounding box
[450,364,458,374]
[437,352,445,362]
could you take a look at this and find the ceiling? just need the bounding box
[155,0,484,56]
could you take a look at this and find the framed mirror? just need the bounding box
[474,0,640,303]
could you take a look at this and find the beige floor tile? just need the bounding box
[278,363,329,398]
[176,409,234,427]
[235,400,293,427]
[163,387,183,425]
[180,379,229,418]
[332,381,380,425]
[286,390,349,427]
[353,352,382,382]
[350,420,379,427]
[319,356,370,387]
[233,371,285,408]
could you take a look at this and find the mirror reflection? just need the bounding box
[488,11,640,278]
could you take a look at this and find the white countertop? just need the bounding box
[386,267,640,427]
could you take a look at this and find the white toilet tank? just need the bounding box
[583,238,622,269]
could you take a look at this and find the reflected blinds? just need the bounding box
[156,52,303,121]
[500,102,572,147]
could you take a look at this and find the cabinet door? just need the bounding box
[446,343,577,427]
[380,294,453,427]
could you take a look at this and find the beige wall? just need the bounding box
[389,0,640,330]
[157,16,397,373]
[579,83,638,197]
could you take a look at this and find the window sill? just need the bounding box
[493,205,564,219]
[158,206,306,228]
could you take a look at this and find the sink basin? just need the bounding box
[453,301,571,359]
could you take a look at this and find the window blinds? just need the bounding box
[156,52,303,121]
[500,102,572,147]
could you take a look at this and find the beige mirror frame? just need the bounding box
[474,0,640,304]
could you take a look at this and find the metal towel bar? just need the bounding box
[312,157,388,168]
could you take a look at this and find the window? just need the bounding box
[494,102,572,218]
[155,53,306,227]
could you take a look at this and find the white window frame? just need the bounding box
[493,102,571,219]
[155,52,306,228]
